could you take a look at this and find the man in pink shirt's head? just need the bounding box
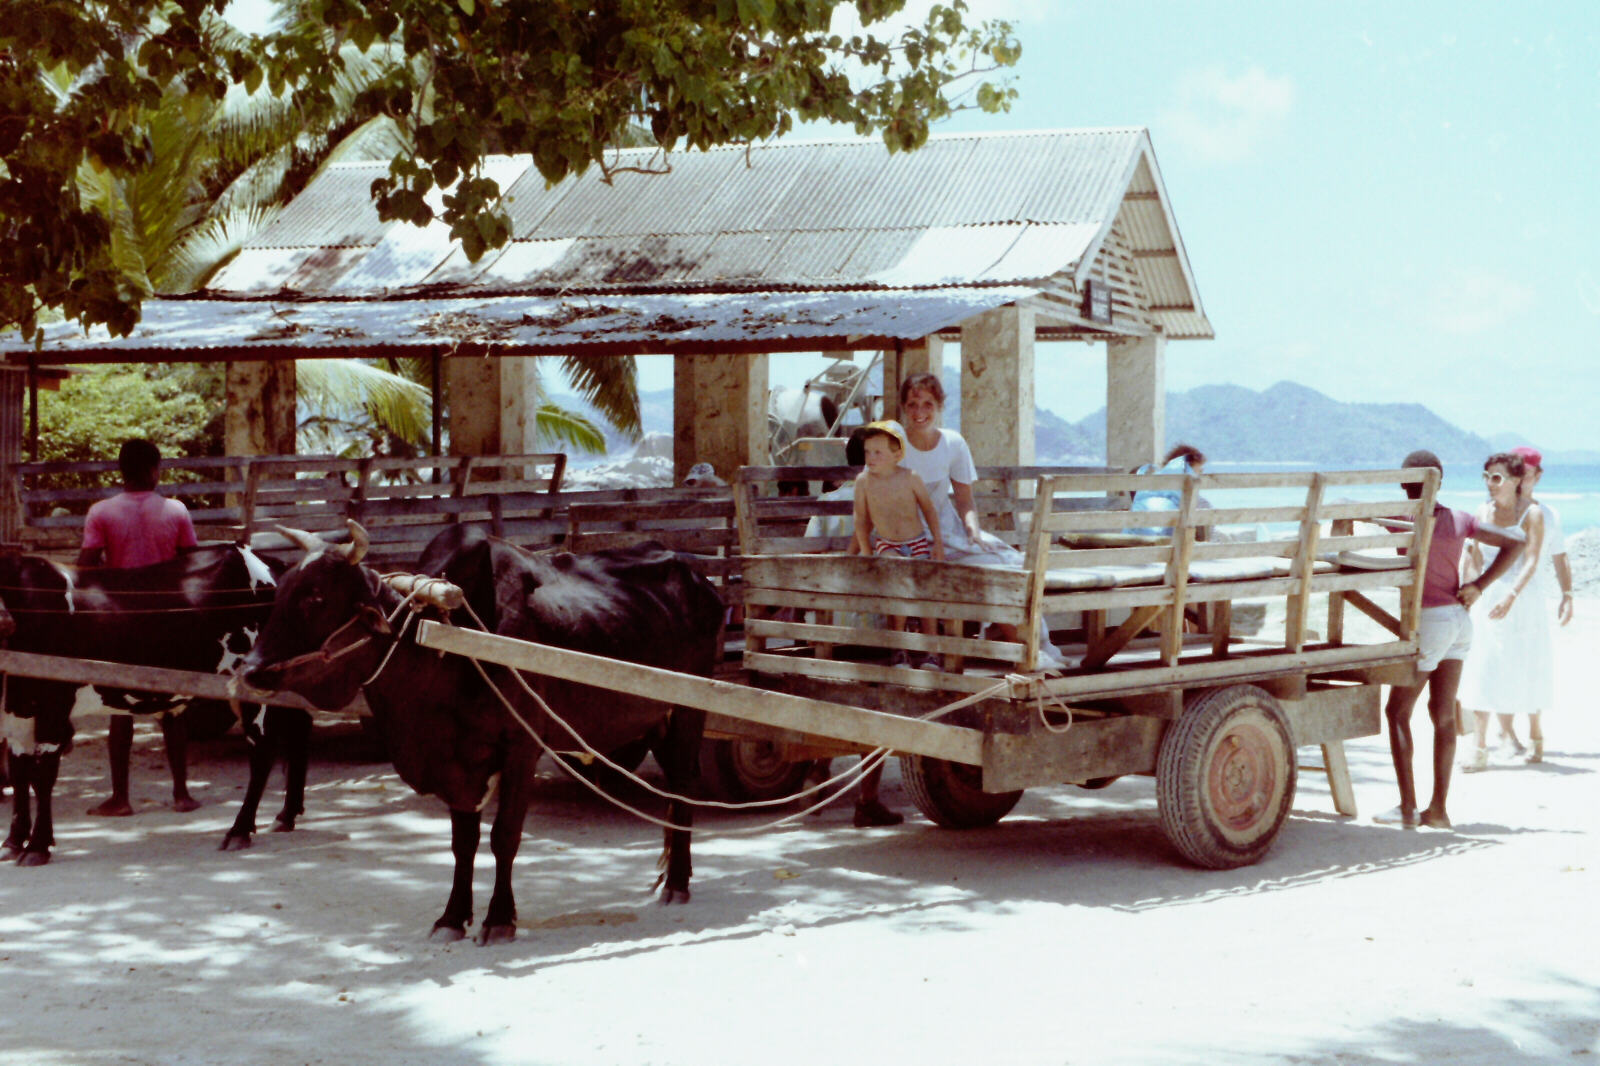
[78,439,201,818]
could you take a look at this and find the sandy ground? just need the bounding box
[2,601,1597,1066]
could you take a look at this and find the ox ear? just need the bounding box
[356,603,392,636]
[274,525,326,556]
[335,520,370,566]
[521,570,543,607]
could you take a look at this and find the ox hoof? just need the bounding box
[219,833,253,852]
[477,924,517,947]
[1,842,22,863]
[17,850,50,867]
[86,799,133,818]
[270,817,296,833]
[658,887,692,906]
[171,797,202,813]
[428,923,468,944]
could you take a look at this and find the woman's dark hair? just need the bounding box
[1484,451,1526,479]
[1163,442,1205,468]
[899,372,945,406]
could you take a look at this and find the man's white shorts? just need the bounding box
[1417,603,1472,672]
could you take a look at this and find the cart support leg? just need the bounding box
[1321,741,1357,817]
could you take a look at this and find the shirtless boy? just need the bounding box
[850,422,944,669]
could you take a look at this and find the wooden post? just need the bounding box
[959,306,1034,467]
[0,365,24,543]
[884,336,940,422]
[225,360,296,456]
[1105,333,1165,471]
[674,353,768,483]
[1285,474,1327,653]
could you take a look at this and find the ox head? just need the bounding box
[240,521,393,711]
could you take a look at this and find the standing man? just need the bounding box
[79,439,200,816]
[1376,450,1524,829]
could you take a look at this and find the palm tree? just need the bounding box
[61,2,642,458]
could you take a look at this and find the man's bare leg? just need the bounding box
[1421,659,1463,828]
[86,715,134,817]
[1382,678,1427,826]
[160,712,199,812]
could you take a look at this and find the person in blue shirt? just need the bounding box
[1129,443,1205,535]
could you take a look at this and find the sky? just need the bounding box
[226,1,1599,449]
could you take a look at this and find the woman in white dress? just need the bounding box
[895,373,1025,568]
[895,373,1066,668]
[1459,451,1553,771]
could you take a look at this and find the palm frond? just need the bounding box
[159,203,282,293]
[297,359,432,445]
[534,402,607,454]
[555,355,640,437]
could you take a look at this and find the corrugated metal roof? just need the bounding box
[3,288,1038,362]
[206,128,1205,323]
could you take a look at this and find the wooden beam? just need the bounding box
[414,620,986,763]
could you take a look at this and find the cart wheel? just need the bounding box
[1157,684,1296,869]
[699,739,815,802]
[899,754,1023,829]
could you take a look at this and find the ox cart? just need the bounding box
[411,465,1439,869]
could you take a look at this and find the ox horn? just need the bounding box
[274,525,327,556]
[339,519,370,566]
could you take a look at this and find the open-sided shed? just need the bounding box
[1,126,1210,482]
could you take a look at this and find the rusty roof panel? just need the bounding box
[6,288,1040,361]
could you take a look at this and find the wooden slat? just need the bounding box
[745,618,1024,661]
[743,587,1028,627]
[743,554,1029,603]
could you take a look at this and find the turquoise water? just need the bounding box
[1205,462,1600,536]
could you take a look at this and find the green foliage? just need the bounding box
[37,363,224,464]
[3,1,1019,340]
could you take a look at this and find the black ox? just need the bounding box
[0,544,305,865]
[241,522,725,945]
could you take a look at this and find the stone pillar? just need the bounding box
[672,353,768,482]
[1105,334,1166,470]
[225,360,296,455]
[883,337,940,423]
[959,305,1034,467]
[445,356,543,456]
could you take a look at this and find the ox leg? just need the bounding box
[431,809,480,942]
[272,708,312,832]
[655,707,707,905]
[160,712,199,812]
[480,770,531,946]
[17,752,58,867]
[221,708,276,851]
[2,750,30,861]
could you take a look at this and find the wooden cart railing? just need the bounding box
[733,466,1439,700]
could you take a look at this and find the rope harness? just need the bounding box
[242,569,1077,837]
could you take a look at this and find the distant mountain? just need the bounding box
[559,377,1517,466]
[1072,381,1496,464]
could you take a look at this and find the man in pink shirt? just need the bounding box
[1378,450,1524,830]
[79,440,200,817]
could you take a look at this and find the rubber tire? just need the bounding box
[899,754,1023,829]
[1156,684,1296,869]
[699,739,815,802]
